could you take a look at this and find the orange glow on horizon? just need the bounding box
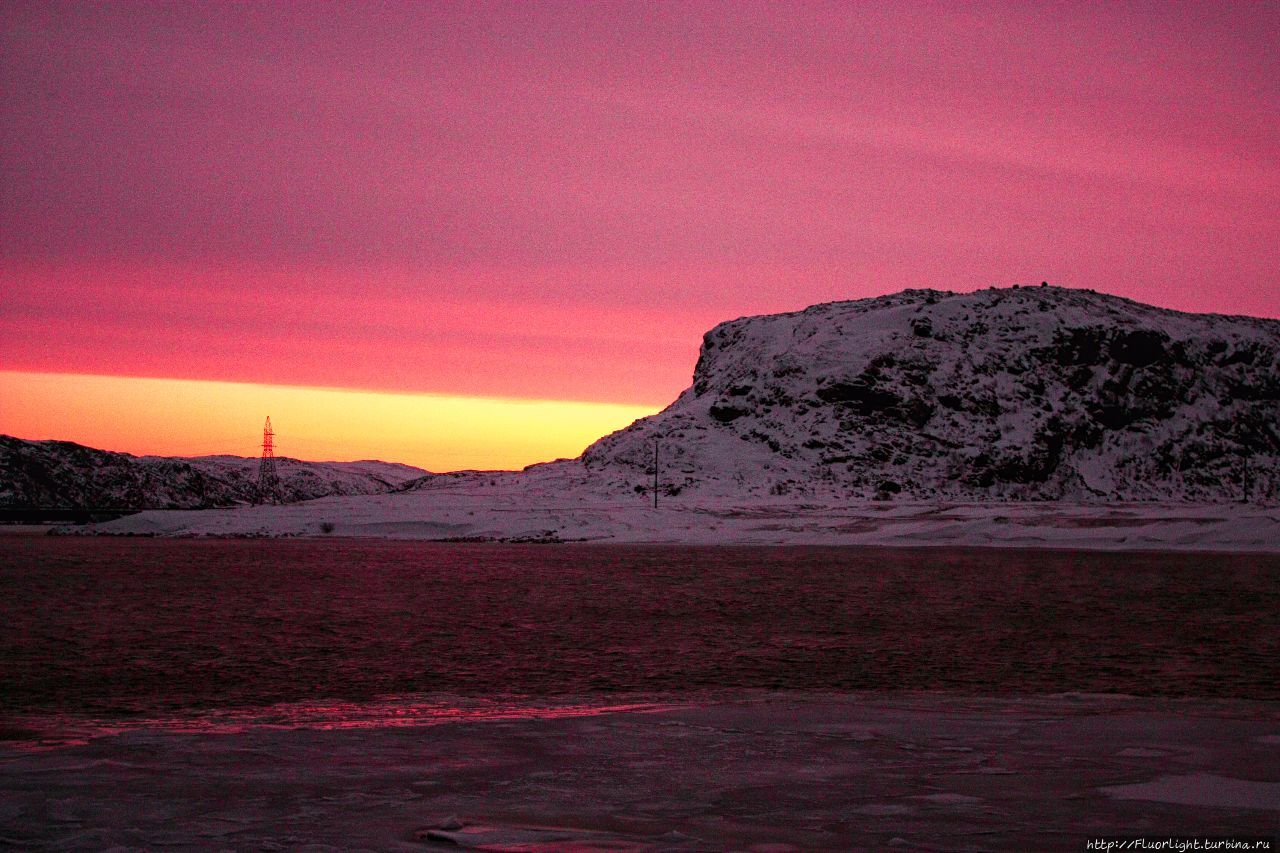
[0,371,657,472]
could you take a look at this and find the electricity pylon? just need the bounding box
[256,416,282,504]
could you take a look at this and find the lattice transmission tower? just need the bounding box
[256,416,282,504]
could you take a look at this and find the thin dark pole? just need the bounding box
[653,436,659,509]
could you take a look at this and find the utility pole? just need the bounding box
[652,435,660,509]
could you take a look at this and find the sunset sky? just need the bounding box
[2,1,1277,470]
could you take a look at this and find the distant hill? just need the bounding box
[578,285,1280,502]
[0,436,428,510]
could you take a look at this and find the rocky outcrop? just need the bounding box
[581,286,1280,502]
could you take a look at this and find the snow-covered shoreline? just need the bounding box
[90,473,1280,553]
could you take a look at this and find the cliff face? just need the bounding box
[582,286,1280,501]
[0,437,427,509]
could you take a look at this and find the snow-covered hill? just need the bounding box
[0,436,427,509]
[76,285,1280,549]
[580,286,1280,502]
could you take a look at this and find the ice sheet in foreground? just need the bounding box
[1101,773,1280,811]
[4,692,1278,850]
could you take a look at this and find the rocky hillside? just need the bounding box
[0,436,427,509]
[581,286,1280,502]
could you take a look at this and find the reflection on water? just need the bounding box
[1,537,1277,730]
[4,694,683,750]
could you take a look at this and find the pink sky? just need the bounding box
[3,0,1277,407]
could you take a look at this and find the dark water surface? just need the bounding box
[1,537,1277,720]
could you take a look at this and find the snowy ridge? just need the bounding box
[92,286,1280,548]
[0,436,427,509]
[581,286,1280,502]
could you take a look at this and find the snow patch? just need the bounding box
[1101,774,1280,811]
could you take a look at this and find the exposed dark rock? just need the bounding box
[1048,328,1107,366]
[816,379,902,412]
[709,403,749,423]
[1109,329,1169,367]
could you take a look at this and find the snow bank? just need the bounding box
[92,464,1280,552]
